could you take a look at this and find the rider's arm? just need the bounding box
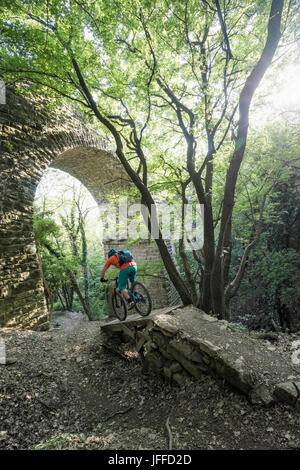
[100,266,107,280]
[100,255,117,281]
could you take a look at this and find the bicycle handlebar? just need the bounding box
[101,277,118,283]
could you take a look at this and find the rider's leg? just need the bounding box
[128,265,137,286]
[118,267,131,302]
[127,266,138,303]
[120,288,130,300]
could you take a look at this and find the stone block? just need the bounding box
[154,316,178,336]
[167,345,206,378]
[273,382,300,405]
[216,360,253,395]
[249,384,274,406]
[158,347,173,360]
[151,330,168,350]
[169,362,182,373]
[172,373,185,386]
[144,350,164,373]
[198,340,222,358]
[163,366,172,379]
[169,339,194,360]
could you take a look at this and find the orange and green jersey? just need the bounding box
[104,254,136,271]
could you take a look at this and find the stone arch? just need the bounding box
[51,146,131,205]
[0,88,179,330]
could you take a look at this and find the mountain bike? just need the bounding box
[103,277,152,321]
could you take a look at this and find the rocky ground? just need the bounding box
[0,311,299,450]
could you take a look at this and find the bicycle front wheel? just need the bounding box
[112,291,127,321]
[131,281,152,316]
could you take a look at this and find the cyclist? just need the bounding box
[100,249,137,305]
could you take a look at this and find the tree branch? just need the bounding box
[214,0,233,59]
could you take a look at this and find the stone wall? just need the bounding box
[0,87,180,330]
[101,306,300,407]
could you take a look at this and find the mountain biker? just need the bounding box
[100,249,137,305]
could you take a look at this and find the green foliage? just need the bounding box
[33,210,61,246]
[135,259,164,285]
[1,0,297,180]
[33,170,106,318]
[232,121,299,240]
[31,432,108,450]
[173,241,202,283]
[42,251,80,287]
[84,249,106,318]
[34,209,81,307]
[248,248,300,310]
[227,322,248,333]
[34,209,80,282]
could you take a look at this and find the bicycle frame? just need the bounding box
[110,277,133,293]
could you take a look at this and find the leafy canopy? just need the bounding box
[1,0,295,176]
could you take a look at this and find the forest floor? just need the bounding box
[0,311,299,451]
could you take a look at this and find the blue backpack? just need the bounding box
[117,249,134,266]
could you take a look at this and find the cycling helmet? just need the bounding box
[108,249,117,258]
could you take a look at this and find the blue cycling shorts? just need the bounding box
[118,265,137,291]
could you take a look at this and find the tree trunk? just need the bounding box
[71,277,93,321]
[211,0,284,318]
[79,217,90,309]
[43,243,93,320]
[201,160,215,313]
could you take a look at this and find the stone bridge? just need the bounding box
[0,88,178,330]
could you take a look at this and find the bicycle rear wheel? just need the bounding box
[112,291,127,321]
[131,281,152,316]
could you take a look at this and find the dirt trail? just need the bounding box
[0,312,299,450]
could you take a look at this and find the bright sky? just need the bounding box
[252,62,300,127]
